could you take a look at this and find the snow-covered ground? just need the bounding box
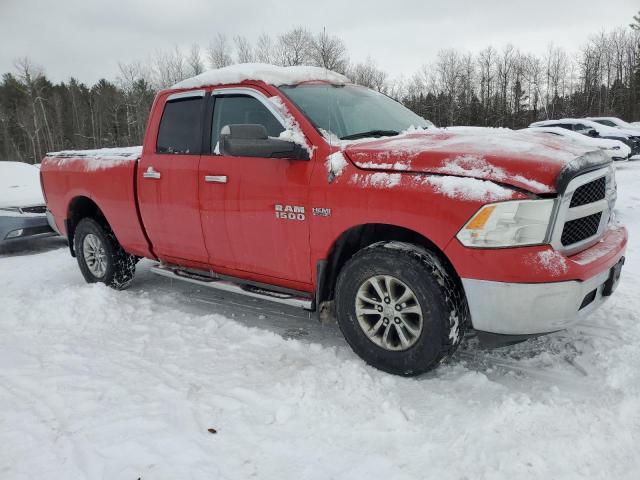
[2,163,640,480]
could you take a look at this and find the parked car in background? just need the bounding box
[525,126,631,161]
[0,161,56,244]
[529,118,640,158]
[587,117,640,132]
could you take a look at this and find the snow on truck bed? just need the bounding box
[172,63,350,89]
[45,146,142,171]
[2,162,640,478]
[46,146,142,159]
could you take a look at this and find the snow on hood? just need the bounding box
[172,63,350,90]
[343,128,607,194]
[0,161,45,208]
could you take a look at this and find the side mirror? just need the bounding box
[219,124,309,160]
[588,129,599,137]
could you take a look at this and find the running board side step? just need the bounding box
[150,264,314,310]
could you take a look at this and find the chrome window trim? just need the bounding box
[549,166,614,256]
[167,90,206,101]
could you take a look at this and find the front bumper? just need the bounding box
[463,266,618,335]
[0,214,55,243]
[459,226,627,335]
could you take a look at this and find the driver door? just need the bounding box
[198,89,314,287]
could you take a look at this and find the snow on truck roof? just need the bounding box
[171,63,350,90]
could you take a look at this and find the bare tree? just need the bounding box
[349,57,387,92]
[187,44,205,76]
[477,46,496,123]
[151,46,187,89]
[234,35,254,64]
[631,10,640,30]
[277,27,312,66]
[309,30,348,73]
[255,33,274,63]
[207,33,233,69]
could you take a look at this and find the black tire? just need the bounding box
[335,241,467,376]
[73,217,137,290]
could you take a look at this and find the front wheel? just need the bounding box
[335,242,467,376]
[73,217,137,290]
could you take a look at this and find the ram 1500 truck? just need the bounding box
[41,64,627,376]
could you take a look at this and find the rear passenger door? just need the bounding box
[199,88,314,287]
[138,91,209,266]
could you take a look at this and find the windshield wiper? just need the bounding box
[340,130,400,140]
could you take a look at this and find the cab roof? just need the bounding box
[171,63,350,90]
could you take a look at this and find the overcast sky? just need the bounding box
[1,0,638,84]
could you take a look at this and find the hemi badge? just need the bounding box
[312,207,332,217]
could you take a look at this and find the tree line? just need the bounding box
[1,18,639,164]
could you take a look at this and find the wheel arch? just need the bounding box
[65,196,109,257]
[316,223,463,306]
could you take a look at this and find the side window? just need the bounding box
[211,95,285,152]
[156,96,203,154]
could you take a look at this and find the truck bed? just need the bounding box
[41,146,153,258]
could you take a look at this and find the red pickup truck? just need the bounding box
[41,64,627,375]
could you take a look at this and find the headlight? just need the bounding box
[457,199,555,248]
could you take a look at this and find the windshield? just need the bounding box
[279,84,433,140]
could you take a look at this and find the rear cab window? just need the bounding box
[157,94,204,154]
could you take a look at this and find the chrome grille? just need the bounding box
[569,177,606,208]
[561,212,602,246]
[550,166,615,255]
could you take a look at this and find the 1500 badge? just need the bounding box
[275,204,305,221]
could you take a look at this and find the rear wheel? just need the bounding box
[335,241,467,376]
[74,217,137,289]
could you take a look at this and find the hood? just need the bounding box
[0,161,45,208]
[343,128,610,194]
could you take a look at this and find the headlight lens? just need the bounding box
[457,199,555,248]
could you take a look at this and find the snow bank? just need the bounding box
[0,161,45,208]
[172,63,350,89]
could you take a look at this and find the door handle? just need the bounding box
[204,175,228,184]
[143,166,161,179]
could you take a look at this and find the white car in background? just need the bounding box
[587,117,640,132]
[525,126,631,161]
[529,118,640,158]
[0,161,56,244]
